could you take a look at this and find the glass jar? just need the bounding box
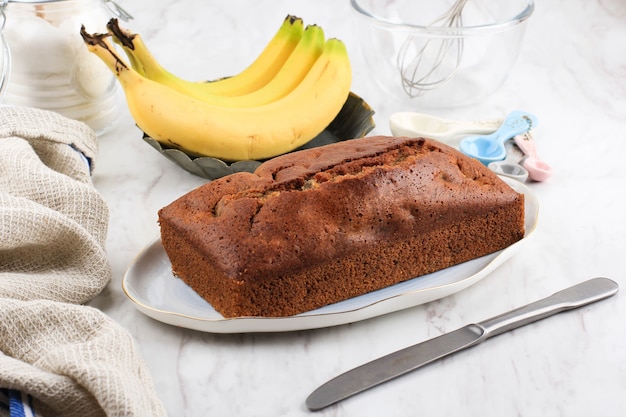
[0,0,131,134]
[0,6,9,103]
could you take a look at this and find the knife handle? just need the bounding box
[478,277,618,338]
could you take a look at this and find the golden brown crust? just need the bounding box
[158,136,525,317]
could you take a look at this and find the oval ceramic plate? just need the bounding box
[122,177,538,333]
[142,91,376,179]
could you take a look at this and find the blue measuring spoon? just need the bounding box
[459,110,538,165]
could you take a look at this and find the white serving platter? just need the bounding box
[122,177,538,333]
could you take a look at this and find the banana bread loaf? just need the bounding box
[158,136,525,318]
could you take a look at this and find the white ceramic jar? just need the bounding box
[0,0,131,134]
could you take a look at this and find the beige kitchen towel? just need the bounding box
[0,106,167,417]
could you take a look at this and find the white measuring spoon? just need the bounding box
[389,112,501,146]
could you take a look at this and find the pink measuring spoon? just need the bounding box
[514,134,552,181]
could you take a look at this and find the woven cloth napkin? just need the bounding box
[0,106,167,417]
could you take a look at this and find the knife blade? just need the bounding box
[306,277,619,411]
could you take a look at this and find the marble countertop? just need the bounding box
[87,0,626,415]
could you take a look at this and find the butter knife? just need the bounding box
[306,277,619,411]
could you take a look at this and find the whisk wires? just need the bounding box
[397,0,468,98]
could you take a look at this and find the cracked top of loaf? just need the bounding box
[158,136,523,281]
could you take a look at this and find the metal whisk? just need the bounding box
[396,0,468,98]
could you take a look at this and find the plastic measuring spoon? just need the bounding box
[514,134,552,182]
[487,140,529,182]
[458,110,538,165]
[389,112,501,146]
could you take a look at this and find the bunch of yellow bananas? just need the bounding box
[80,16,353,161]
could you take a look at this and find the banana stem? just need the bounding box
[107,18,134,49]
[106,18,169,80]
[106,18,148,76]
[80,26,130,78]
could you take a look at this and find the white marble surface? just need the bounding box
[85,0,626,415]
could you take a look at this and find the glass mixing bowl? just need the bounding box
[350,0,534,108]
